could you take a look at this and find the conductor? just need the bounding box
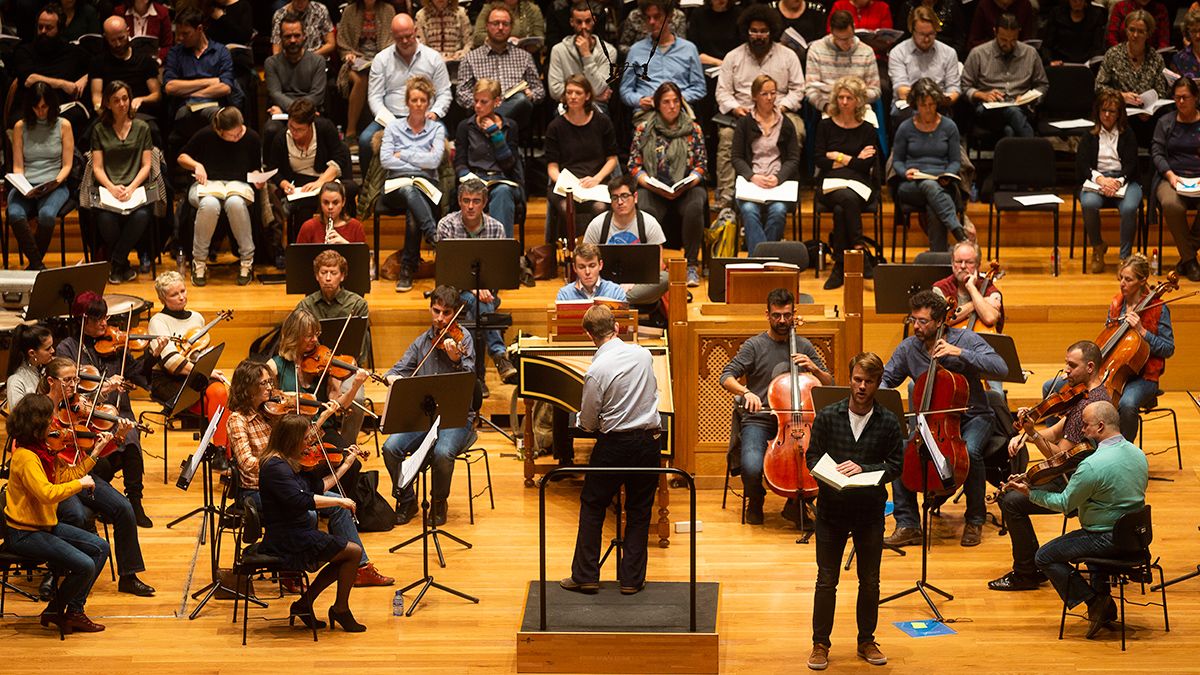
[560,305,662,596]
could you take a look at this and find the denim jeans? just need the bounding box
[1035,528,1118,608]
[4,522,109,613]
[570,431,660,587]
[382,425,475,505]
[812,505,885,647]
[242,489,367,565]
[57,475,145,576]
[891,414,993,528]
[974,103,1034,138]
[189,183,254,264]
[1117,376,1159,442]
[1079,182,1142,260]
[496,92,532,133]
[7,184,69,267]
[897,179,962,251]
[738,415,778,503]
[459,289,506,359]
[738,200,788,253]
[381,183,438,271]
[998,477,1064,577]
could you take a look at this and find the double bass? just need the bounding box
[1095,271,1178,400]
[762,325,821,501]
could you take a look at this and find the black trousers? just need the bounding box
[999,476,1065,577]
[570,430,660,588]
[812,502,885,648]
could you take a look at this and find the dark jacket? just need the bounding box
[806,398,904,513]
[266,116,353,187]
[1075,127,1139,184]
[730,112,801,182]
[453,115,525,187]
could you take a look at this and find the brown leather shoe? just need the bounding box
[61,610,105,633]
[559,577,599,594]
[884,527,923,547]
[1090,243,1108,275]
[961,522,983,547]
[807,643,829,670]
[354,563,395,587]
[857,641,887,666]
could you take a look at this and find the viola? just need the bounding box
[437,322,466,355]
[1015,379,1091,432]
[946,261,1003,335]
[900,299,971,496]
[92,326,185,356]
[1095,271,1178,400]
[177,309,234,359]
[762,325,821,501]
[300,345,388,385]
[299,439,368,470]
[262,389,323,418]
[999,441,1096,495]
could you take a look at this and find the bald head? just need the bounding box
[392,13,417,57]
[1082,401,1122,442]
[103,15,131,54]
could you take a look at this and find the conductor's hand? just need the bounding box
[339,497,357,515]
[836,460,862,476]
[742,392,763,413]
[792,353,819,372]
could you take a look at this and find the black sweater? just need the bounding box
[814,117,879,184]
[1075,127,1139,184]
[731,112,802,182]
[266,116,354,187]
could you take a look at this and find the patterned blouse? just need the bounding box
[628,119,707,182]
[271,2,333,52]
[1096,42,1167,97]
[1172,46,1200,80]
[416,3,473,62]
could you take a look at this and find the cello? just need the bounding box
[762,324,821,501]
[900,300,971,496]
[946,261,1003,334]
[1094,271,1178,400]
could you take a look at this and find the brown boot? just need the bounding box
[884,527,922,547]
[807,643,829,670]
[961,522,983,547]
[857,641,887,665]
[1090,243,1108,275]
[354,563,395,587]
[61,610,105,633]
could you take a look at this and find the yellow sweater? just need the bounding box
[4,447,95,532]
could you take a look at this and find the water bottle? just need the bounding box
[392,590,404,616]
[370,255,378,281]
[1151,248,1160,276]
[515,435,525,462]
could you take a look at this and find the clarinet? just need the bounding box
[324,215,336,243]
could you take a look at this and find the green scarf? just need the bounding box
[639,108,695,184]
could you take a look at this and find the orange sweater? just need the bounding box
[4,448,95,532]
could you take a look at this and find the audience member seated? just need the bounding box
[1151,77,1200,282]
[715,5,806,209]
[114,1,173,61]
[203,0,255,72]
[416,0,471,64]
[163,9,240,153]
[557,242,628,302]
[1106,0,1169,50]
[338,0,397,146]
[91,16,163,121]
[434,178,518,388]
[896,0,963,57]
[264,12,329,152]
[962,13,1046,139]
[548,2,616,113]
[1077,89,1141,274]
[177,106,263,287]
[828,0,892,58]
[805,10,881,113]
[629,81,707,288]
[60,0,101,43]
[582,175,670,306]
[733,75,802,256]
[689,0,743,68]
[457,5,545,133]
[455,78,524,237]
[87,81,156,285]
[544,74,618,243]
[620,0,706,121]
[967,0,1034,51]
[618,1,688,57]
[295,182,367,244]
[361,14,451,172]
[888,6,960,126]
[472,0,546,48]
[383,76,446,294]
[1096,9,1167,144]
[12,5,91,131]
[1042,0,1106,66]
[815,75,879,289]
[1175,10,1200,80]
[8,83,73,272]
[266,98,355,247]
[893,78,967,251]
[271,0,335,58]
[775,0,827,60]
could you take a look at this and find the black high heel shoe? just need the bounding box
[289,600,326,629]
[327,607,366,633]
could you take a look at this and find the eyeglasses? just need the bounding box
[54,376,80,385]
[748,29,771,37]
[906,316,935,327]
[611,192,634,202]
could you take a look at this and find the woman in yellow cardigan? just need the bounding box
[3,394,112,635]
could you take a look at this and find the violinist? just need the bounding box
[881,290,1006,548]
[5,323,56,407]
[555,243,628,303]
[1103,254,1174,440]
[806,353,903,671]
[226,360,393,588]
[146,271,231,458]
[55,291,161,528]
[38,357,157,598]
[989,341,1111,592]
[3,394,109,635]
[719,288,832,525]
[932,241,1004,336]
[382,285,477,526]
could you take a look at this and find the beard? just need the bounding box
[748,38,771,57]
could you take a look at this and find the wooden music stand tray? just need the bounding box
[547,307,638,342]
[726,268,800,305]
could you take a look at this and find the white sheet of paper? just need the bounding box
[915,414,953,482]
[1012,194,1064,206]
[1049,118,1093,129]
[247,168,278,183]
[399,415,440,490]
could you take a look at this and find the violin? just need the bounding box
[262,389,323,418]
[92,325,185,356]
[946,261,1003,334]
[299,439,369,470]
[900,297,971,496]
[1095,271,1178,400]
[177,309,234,359]
[437,322,466,355]
[66,394,154,435]
[300,345,388,385]
[762,324,821,501]
[1014,379,1091,432]
[47,416,97,464]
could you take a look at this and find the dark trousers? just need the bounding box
[1035,528,1120,608]
[92,442,146,502]
[998,477,1063,577]
[570,430,660,588]
[820,188,868,264]
[56,475,145,577]
[3,522,109,613]
[93,205,152,273]
[637,187,706,265]
[812,504,885,647]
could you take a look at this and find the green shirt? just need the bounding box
[91,119,153,186]
[295,288,370,363]
[1030,436,1148,532]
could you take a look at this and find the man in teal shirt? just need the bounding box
[1005,400,1148,639]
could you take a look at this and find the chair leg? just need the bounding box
[1170,409,1182,470]
[722,468,730,510]
[1119,574,1127,651]
[483,449,494,510]
[103,521,116,581]
[59,214,68,266]
[1070,193,1077,261]
[1157,564,1170,632]
[1053,211,1060,276]
[302,572,317,642]
[464,454,475,525]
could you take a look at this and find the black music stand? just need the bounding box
[707,257,777,302]
[24,262,110,320]
[165,343,225,529]
[283,243,372,296]
[381,371,479,615]
[977,333,1030,384]
[598,244,660,285]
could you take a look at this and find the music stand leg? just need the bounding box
[879,456,953,621]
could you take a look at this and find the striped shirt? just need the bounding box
[804,34,880,109]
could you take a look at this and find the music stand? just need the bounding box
[707,256,777,302]
[284,243,372,296]
[166,343,226,528]
[977,333,1030,384]
[24,262,110,320]
[598,244,660,285]
[381,371,479,615]
[872,264,952,314]
[319,316,368,358]
[1151,393,1200,591]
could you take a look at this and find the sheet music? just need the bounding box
[915,413,953,481]
[399,415,440,490]
[179,405,225,490]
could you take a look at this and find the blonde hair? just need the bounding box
[154,270,185,300]
[278,309,321,362]
[1118,253,1150,282]
[826,75,868,120]
[406,75,436,106]
[474,77,502,99]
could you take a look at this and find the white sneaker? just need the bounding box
[192,261,207,286]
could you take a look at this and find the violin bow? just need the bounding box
[74,313,86,367]
[308,410,359,525]
[313,315,353,398]
[118,309,134,387]
[411,302,468,378]
[1105,290,1199,324]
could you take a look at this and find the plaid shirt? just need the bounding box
[228,410,272,490]
[456,43,544,109]
[806,398,904,513]
[415,4,473,61]
[436,210,506,241]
